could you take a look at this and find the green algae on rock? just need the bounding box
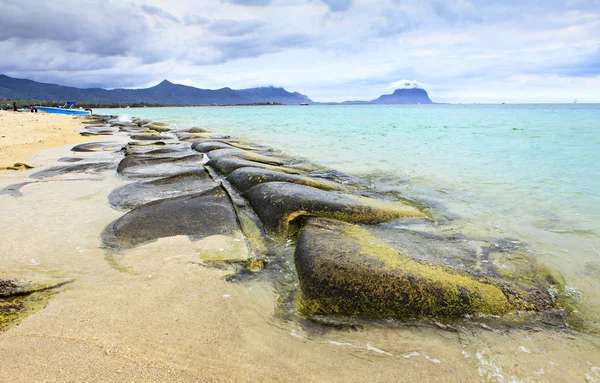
[294,218,516,319]
[244,182,423,237]
[227,167,345,193]
[0,279,73,331]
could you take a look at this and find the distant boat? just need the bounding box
[37,101,91,115]
[574,99,578,104]
[300,89,309,106]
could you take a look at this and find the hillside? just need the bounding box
[0,75,312,105]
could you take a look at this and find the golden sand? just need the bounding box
[0,110,91,170]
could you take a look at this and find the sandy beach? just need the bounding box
[0,110,94,170]
[0,112,598,382]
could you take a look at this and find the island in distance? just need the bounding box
[0,74,433,106]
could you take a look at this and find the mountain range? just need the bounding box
[0,75,433,105]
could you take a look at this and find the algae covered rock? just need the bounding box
[227,167,345,193]
[243,182,422,237]
[295,218,515,319]
[102,186,241,248]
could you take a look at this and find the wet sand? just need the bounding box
[0,115,599,382]
[0,110,92,170]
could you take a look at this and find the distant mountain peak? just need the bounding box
[372,88,433,104]
[0,75,310,105]
[156,79,175,87]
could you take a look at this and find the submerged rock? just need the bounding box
[227,167,345,193]
[108,170,216,209]
[295,218,517,319]
[71,142,124,152]
[102,186,241,248]
[30,162,116,179]
[243,182,422,237]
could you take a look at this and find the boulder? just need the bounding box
[192,140,264,152]
[207,158,302,176]
[207,148,285,166]
[102,186,241,248]
[227,167,345,193]
[130,133,172,141]
[192,141,236,153]
[295,218,517,319]
[108,170,216,209]
[117,154,204,178]
[71,142,124,152]
[243,182,422,237]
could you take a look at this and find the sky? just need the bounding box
[1,0,599,103]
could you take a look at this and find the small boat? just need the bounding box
[37,101,92,115]
[299,89,309,106]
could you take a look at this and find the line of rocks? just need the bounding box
[15,114,576,327]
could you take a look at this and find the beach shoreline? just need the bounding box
[0,110,94,170]
[0,111,598,382]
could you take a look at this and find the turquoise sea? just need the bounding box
[97,104,600,318]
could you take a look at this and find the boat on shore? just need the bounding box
[36,101,92,115]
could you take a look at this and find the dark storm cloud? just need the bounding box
[0,0,148,57]
[321,0,353,12]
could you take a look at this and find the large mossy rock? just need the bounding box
[295,218,518,319]
[243,182,422,237]
[108,170,216,209]
[102,186,241,248]
[227,167,345,193]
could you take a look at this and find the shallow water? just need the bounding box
[0,108,594,381]
[97,105,600,321]
[0,143,598,382]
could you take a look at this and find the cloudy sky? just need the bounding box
[1,0,599,102]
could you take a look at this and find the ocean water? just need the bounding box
[97,104,600,318]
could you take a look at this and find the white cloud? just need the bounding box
[388,80,424,89]
[0,0,599,102]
